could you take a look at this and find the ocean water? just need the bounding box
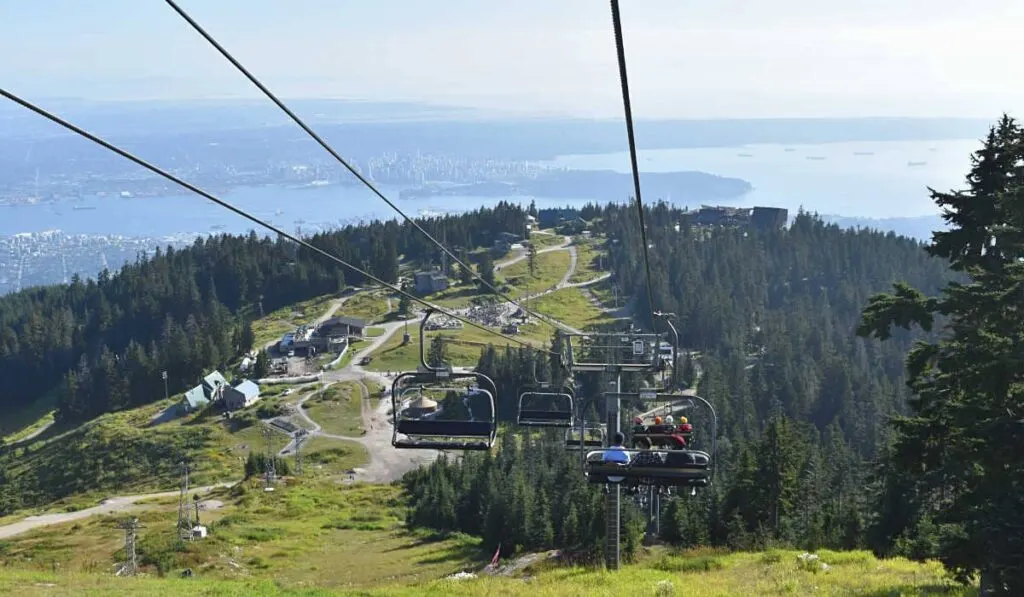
[0,138,983,238]
[0,184,588,238]
[546,139,983,218]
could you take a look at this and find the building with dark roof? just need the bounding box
[414,270,449,294]
[224,380,261,411]
[319,316,368,338]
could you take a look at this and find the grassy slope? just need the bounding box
[0,481,480,594]
[363,322,554,373]
[251,294,339,348]
[531,288,614,331]
[1,391,368,517]
[568,237,606,284]
[529,231,568,248]
[302,381,364,436]
[250,291,391,349]
[340,292,393,323]
[0,539,972,596]
[499,250,571,297]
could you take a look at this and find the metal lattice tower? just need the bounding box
[176,460,192,541]
[604,369,622,570]
[116,517,143,576]
[262,426,277,488]
[294,428,309,476]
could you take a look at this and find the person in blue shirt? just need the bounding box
[601,432,632,489]
[603,432,630,464]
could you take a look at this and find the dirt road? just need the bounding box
[0,483,232,540]
[271,316,439,483]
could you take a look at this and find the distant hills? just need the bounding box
[819,213,946,242]
[0,97,991,160]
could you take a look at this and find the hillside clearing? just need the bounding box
[301,381,364,436]
[530,288,614,331]
[500,249,571,297]
[363,322,552,372]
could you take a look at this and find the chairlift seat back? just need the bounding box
[583,449,712,487]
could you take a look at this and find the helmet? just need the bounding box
[665,415,674,425]
[679,416,688,424]
[654,416,663,425]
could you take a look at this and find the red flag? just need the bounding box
[490,543,501,567]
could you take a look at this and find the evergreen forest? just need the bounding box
[404,117,1024,592]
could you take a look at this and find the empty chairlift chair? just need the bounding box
[517,386,575,428]
[391,377,497,450]
[390,308,499,451]
[564,424,607,450]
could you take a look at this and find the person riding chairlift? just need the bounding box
[602,431,631,488]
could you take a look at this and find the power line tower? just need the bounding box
[262,426,277,489]
[116,517,143,576]
[294,428,309,476]
[176,460,192,541]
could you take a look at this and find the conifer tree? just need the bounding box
[859,115,1024,593]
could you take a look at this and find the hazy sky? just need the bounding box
[1,0,1021,119]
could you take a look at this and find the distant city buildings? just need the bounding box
[689,205,789,230]
[0,230,194,295]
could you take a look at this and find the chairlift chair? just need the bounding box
[390,309,498,451]
[585,390,718,489]
[584,449,712,488]
[516,360,576,428]
[563,395,606,450]
[564,423,607,450]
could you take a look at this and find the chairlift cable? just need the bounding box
[0,87,557,356]
[610,0,658,333]
[163,0,565,334]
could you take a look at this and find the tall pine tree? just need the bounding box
[859,115,1024,594]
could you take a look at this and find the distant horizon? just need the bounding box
[0,95,1004,125]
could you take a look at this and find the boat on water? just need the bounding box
[806,156,826,161]
[853,151,875,156]
[737,153,753,158]
[907,161,927,167]
[783,148,796,152]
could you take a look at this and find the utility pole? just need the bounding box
[162,370,168,403]
[116,517,142,576]
[176,461,192,541]
[262,426,277,489]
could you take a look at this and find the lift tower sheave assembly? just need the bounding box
[560,314,690,569]
[562,329,665,570]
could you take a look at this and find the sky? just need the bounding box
[1,0,1022,119]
